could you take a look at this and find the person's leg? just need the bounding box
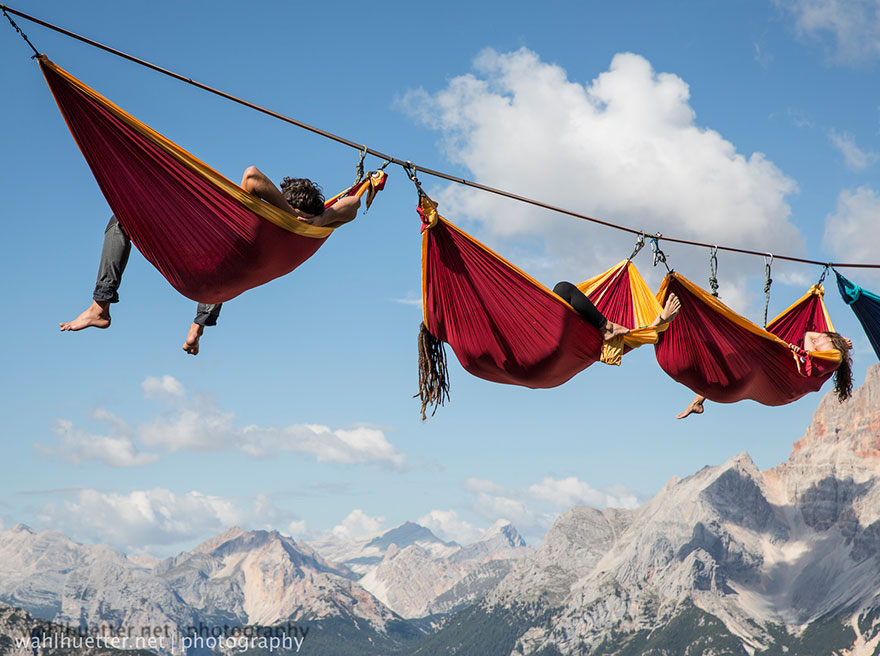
[553,281,629,340]
[649,294,681,327]
[60,216,131,331]
[677,395,706,419]
[182,303,222,356]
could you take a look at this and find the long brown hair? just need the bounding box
[825,332,853,402]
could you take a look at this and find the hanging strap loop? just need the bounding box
[817,262,832,287]
[352,145,367,185]
[1,4,41,57]
[403,161,426,198]
[709,246,720,298]
[762,253,773,327]
[628,232,645,262]
[650,233,671,272]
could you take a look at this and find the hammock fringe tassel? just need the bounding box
[416,322,450,420]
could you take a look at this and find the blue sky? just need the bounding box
[1,0,879,554]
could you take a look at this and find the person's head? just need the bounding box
[280,177,324,216]
[824,331,853,402]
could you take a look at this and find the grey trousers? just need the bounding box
[93,216,222,327]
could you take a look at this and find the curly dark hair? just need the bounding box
[825,332,853,402]
[280,177,325,217]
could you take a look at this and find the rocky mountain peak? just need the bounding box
[366,521,456,551]
[478,520,527,548]
[9,524,35,535]
[767,364,880,511]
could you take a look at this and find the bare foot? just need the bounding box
[182,323,204,356]
[651,294,681,327]
[60,301,111,331]
[677,395,705,420]
[601,320,630,342]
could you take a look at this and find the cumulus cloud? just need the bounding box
[775,0,880,64]
[824,186,880,275]
[37,488,295,552]
[39,377,405,469]
[418,509,483,545]
[401,48,802,310]
[286,519,308,537]
[528,476,640,509]
[141,375,185,400]
[829,130,878,170]
[331,509,386,539]
[462,474,643,541]
[37,412,159,467]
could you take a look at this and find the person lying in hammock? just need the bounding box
[676,331,854,419]
[553,281,682,341]
[60,167,361,354]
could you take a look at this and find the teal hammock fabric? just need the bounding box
[836,271,880,361]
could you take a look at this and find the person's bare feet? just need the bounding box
[60,301,111,331]
[677,395,705,419]
[651,294,681,327]
[182,323,204,355]
[601,320,630,342]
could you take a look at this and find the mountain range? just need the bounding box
[2,364,879,655]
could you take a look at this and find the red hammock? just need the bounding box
[40,57,385,304]
[419,197,664,389]
[654,272,842,406]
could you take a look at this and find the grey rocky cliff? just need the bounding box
[468,364,880,656]
[357,520,531,618]
[0,525,402,655]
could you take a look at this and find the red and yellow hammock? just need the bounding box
[419,197,666,389]
[655,272,842,406]
[420,198,843,410]
[39,57,386,304]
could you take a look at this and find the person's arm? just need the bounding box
[306,196,361,229]
[804,331,819,352]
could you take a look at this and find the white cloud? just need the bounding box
[464,477,506,494]
[40,376,405,469]
[823,186,880,275]
[141,375,185,400]
[775,0,880,64]
[38,413,159,467]
[331,509,386,539]
[462,475,644,542]
[391,295,423,306]
[754,42,775,68]
[401,48,801,310]
[418,509,483,544]
[286,519,308,537]
[471,491,547,535]
[37,488,292,551]
[829,130,878,170]
[528,476,640,510]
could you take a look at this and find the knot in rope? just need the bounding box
[709,246,720,298]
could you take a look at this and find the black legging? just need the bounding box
[553,281,607,330]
